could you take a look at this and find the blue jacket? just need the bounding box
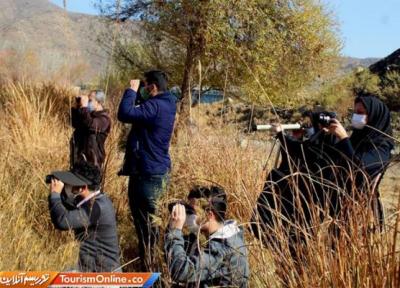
[118,89,176,175]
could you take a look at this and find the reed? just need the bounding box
[0,82,398,287]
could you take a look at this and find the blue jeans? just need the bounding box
[128,173,168,266]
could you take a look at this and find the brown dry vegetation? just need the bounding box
[0,83,399,287]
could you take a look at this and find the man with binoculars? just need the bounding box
[71,90,111,171]
[47,162,120,272]
[165,186,249,288]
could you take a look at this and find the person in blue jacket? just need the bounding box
[117,70,177,269]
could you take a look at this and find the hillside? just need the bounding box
[0,0,140,83]
[340,56,380,72]
[370,48,400,76]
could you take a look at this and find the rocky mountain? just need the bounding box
[370,48,400,76]
[340,57,380,73]
[0,0,136,83]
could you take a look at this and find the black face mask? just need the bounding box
[60,187,83,210]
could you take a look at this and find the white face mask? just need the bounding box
[185,214,200,234]
[351,113,367,129]
[87,101,95,112]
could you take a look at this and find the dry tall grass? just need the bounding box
[0,82,399,287]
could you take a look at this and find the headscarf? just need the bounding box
[350,94,394,151]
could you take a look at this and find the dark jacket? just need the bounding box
[252,130,347,238]
[117,89,176,175]
[253,110,393,240]
[345,95,394,180]
[337,95,394,227]
[336,138,392,181]
[165,220,249,288]
[71,108,111,169]
[49,192,120,272]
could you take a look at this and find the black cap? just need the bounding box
[188,186,210,199]
[51,171,92,187]
[207,196,227,222]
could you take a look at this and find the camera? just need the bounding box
[316,111,336,127]
[45,174,55,184]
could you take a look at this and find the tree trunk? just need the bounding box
[173,39,196,141]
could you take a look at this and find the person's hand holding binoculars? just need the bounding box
[75,95,89,108]
[323,119,348,140]
[50,179,64,194]
[130,79,140,92]
[80,95,89,108]
[170,204,187,230]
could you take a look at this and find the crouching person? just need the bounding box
[165,194,249,287]
[48,162,121,272]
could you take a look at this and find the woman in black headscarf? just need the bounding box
[251,115,343,245]
[326,94,394,225]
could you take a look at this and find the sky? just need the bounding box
[51,0,400,59]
